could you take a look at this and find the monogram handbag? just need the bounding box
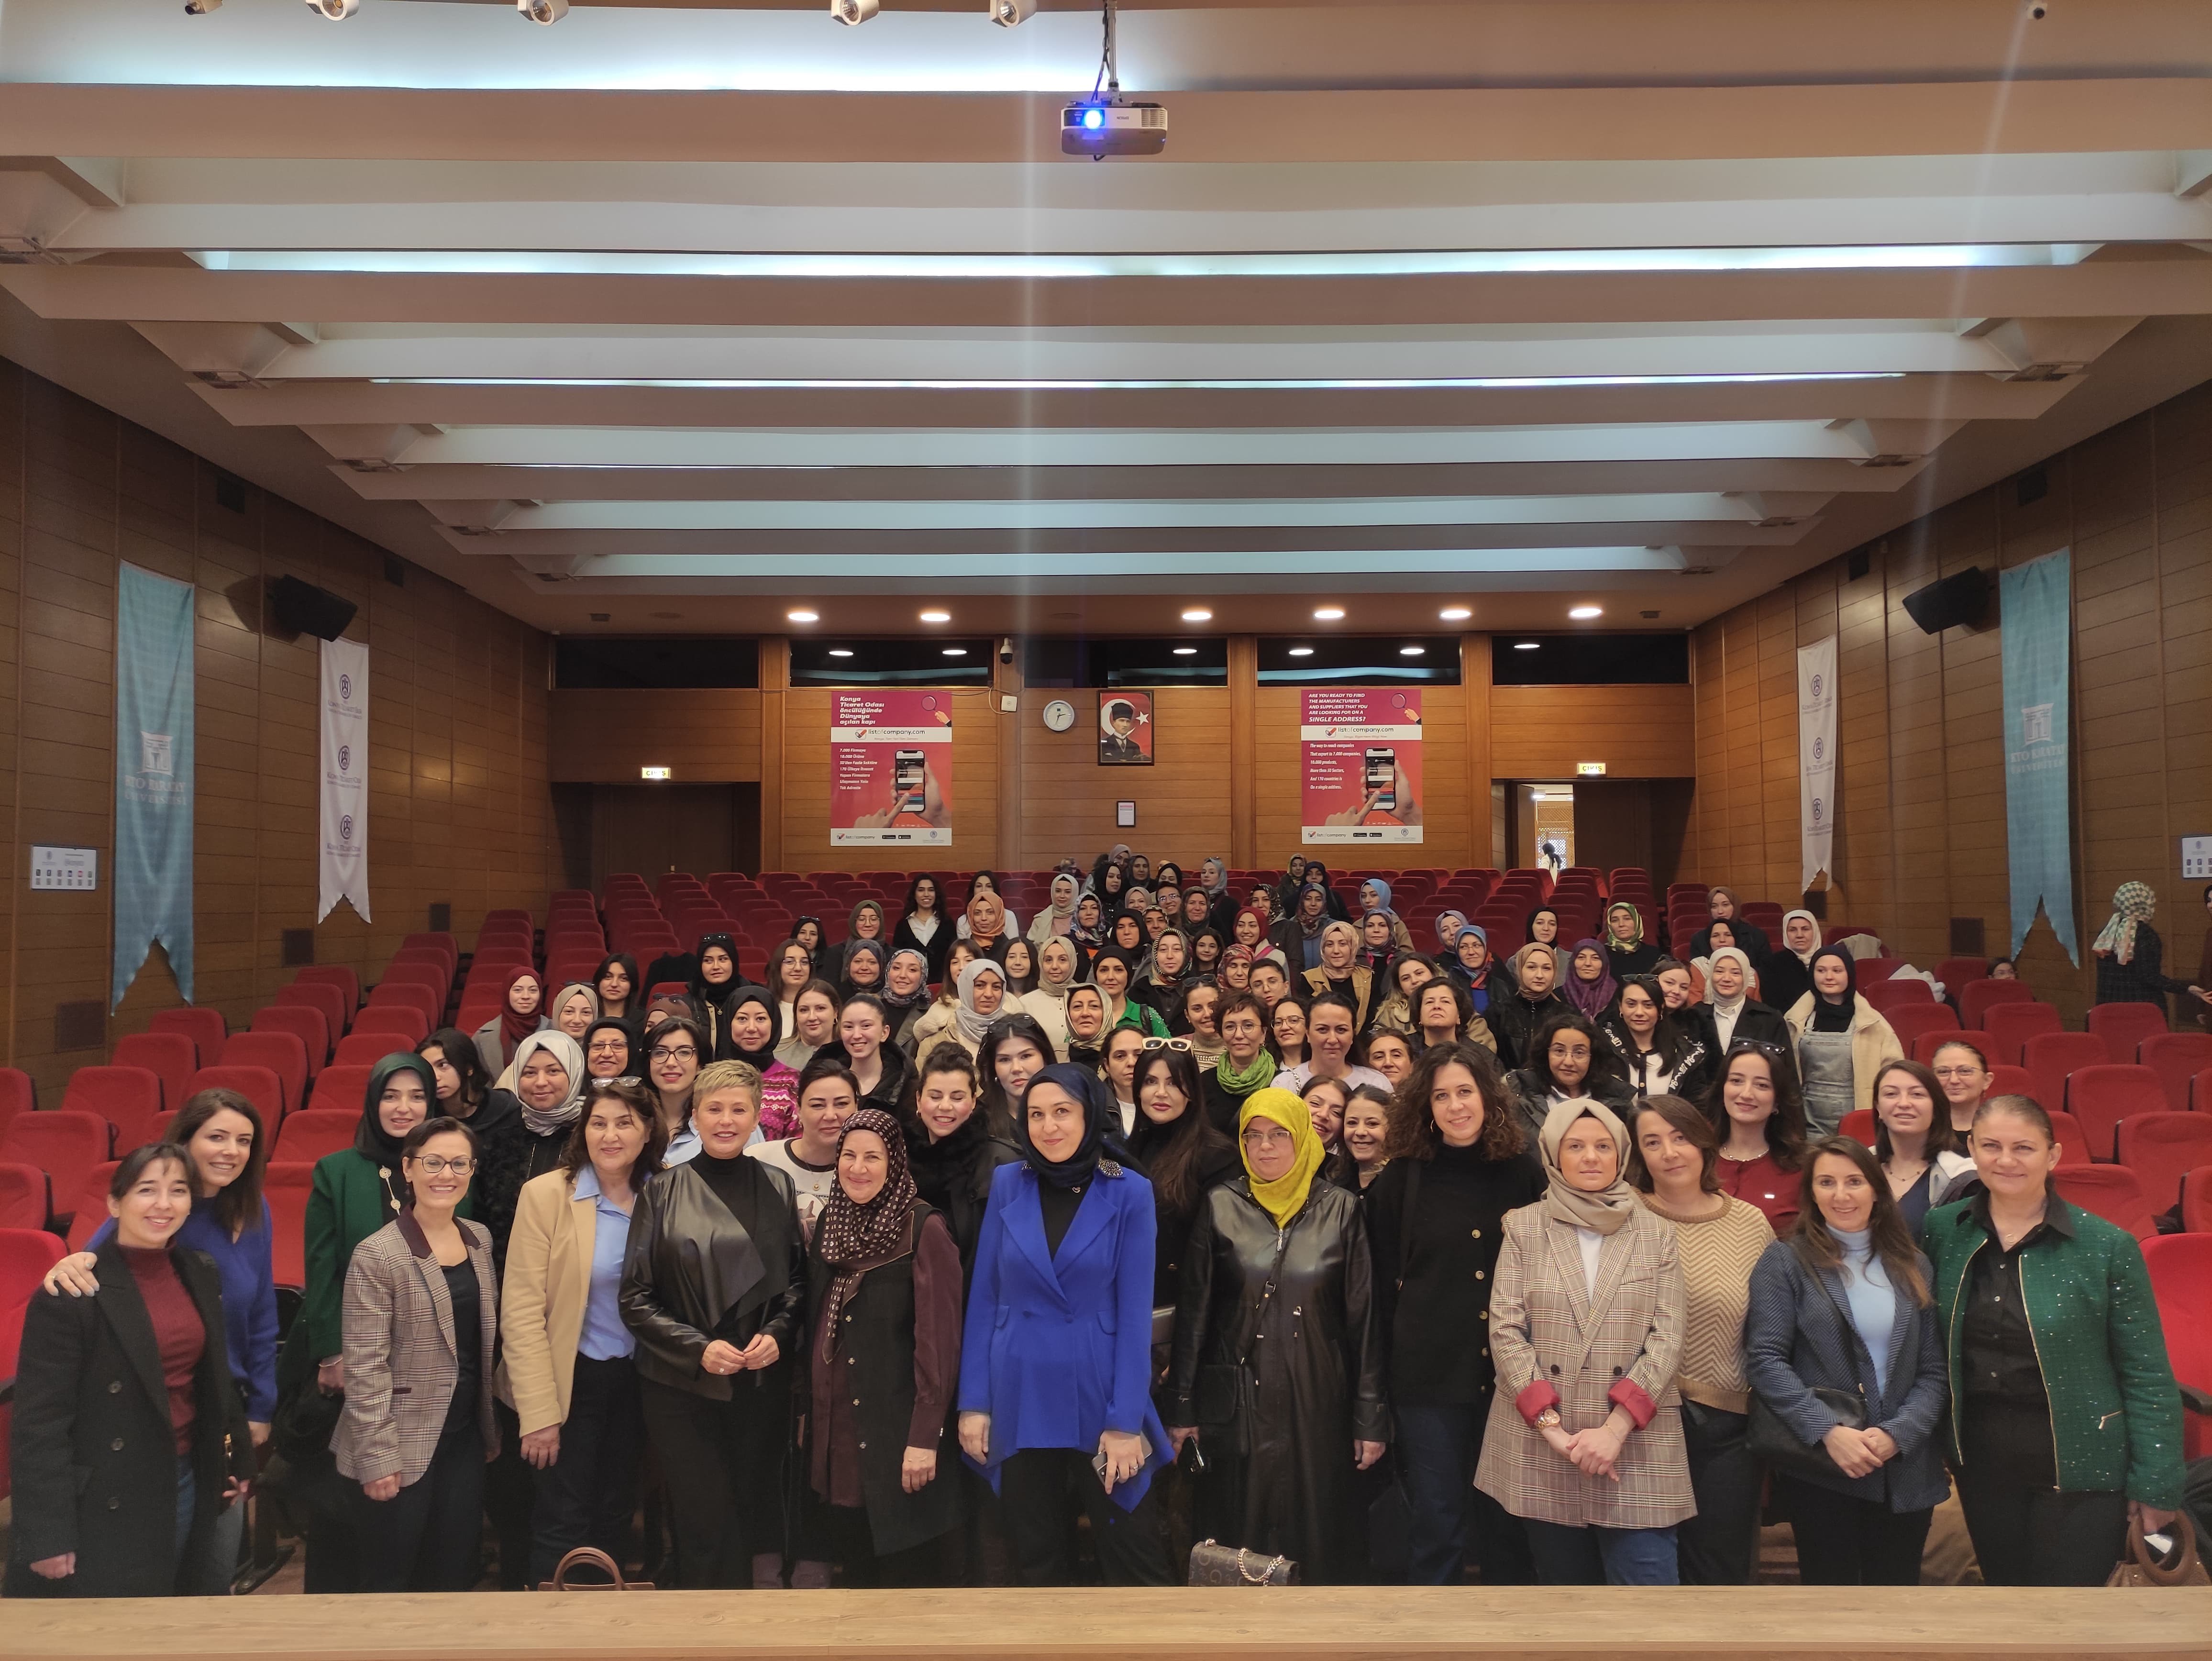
[1188,1540,1300,1587]
[539,1547,654,1591]
[2106,1514,2210,1588]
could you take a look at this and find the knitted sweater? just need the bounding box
[1639,1192,1774,1413]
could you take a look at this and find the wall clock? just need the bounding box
[1040,698,1076,732]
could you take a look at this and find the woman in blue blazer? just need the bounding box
[958,1061,1173,1585]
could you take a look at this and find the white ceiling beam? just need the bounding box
[554,546,1706,583]
[2179,152,2212,198]
[1971,315,2146,380]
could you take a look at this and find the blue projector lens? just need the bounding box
[1082,107,1104,129]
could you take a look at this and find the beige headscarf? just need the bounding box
[1537,1096,1640,1236]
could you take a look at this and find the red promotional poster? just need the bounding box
[830,690,953,846]
[1300,688,1423,845]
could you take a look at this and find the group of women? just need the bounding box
[6,862,2190,1596]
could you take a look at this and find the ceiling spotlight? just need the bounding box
[829,649,854,658]
[1400,646,1426,656]
[1180,608,1212,622]
[183,0,221,12]
[830,0,877,22]
[919,610,951,624]
[1288,646,1315,657]
[1569,605,1604,620]
[1439,607,1471,621]
[517,0,565,19]
[989,0,1034,22]
[785,609,818,624]
[1514,641,1541,651]
[1313,607,1345,621]
[942,647,967,657]
[304,0,358,16]
[1172,647,1197,656]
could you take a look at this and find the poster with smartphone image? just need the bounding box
[830,690,953,845]
[1300,688,1423,844]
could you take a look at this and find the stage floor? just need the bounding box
[5,1588,2211,1661]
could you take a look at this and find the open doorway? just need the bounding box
[1502,782,1577,873]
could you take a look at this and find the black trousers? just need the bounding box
[805,1496,957,1588]
[485,1399,533,1588]
[638,1368,793,1589]
[530,1355,645,1585]
[1957,1400,2130,1586]
[1394,1396,1537,1584]
[995,1449,1174,1587]
[1775,1473,1931,1586]
[352,1422,487,1593]
[1677,1402,1761,1585]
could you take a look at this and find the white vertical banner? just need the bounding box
[318,637,371,922]
[1796,636,1838,891]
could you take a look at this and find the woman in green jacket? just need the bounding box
[1924,1095,2184,1586]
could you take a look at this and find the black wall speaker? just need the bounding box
[268,575,359,642]
[1901,566,1989,635]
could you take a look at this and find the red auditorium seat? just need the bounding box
[0,1111,112,1215]
[253,1004,331,1074]
[308,1063,373,1117]
[1840,1108,1874,1147]
[1987,1063,2035,1103]
[2117,1111,2212,1214]
[351,1006,430,1045]
[222,1031,309,1118]
[367,981,442,1028]
[1988,1001,2065,1067]
[0,1069,29,1141]
[335,1030,413,1067]
[1913,1027,1990,1065]
[2198,1067,2212,1114]
[1960,977,2037,1031]
[2088,1001,2170,1066]
[2182,1167,2212,1234]
[1886,1006,1960,1052]
[185,1065,286,1131]
[149,1006,227,1069]
[277,979,350,1048]
[64,1162,122,1249]
[2139,1032,2212,1113]
[294,963,361,1016]
[111,1031,196,1112]
[264,1162,313,1289]
[2065,1063,2165,1162]
[60,1066,166,1154]
[2053,1164,2157,1239]
[1863,978,1933,1015]
[2141,1235,2212,1461]
[0,1163,47,1230]
[0,1225,68,1497]
[273,1108,355,1164]
[1933,959,1990,1003]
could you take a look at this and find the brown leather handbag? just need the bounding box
[539,1547,654,1591]
[2106,1514,2210,1588]
[1188,1540,1299,1587]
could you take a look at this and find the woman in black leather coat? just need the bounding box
[1164,1087,1387,1583]
[620,1059,807,1589]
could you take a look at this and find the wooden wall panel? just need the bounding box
[545,689,762,782]
[0,357,559,1096]
[1489,684,1696,779]
[1686,379,2212,1025]
[1008,686,1235,872]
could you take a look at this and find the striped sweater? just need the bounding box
[1640,1191,1775,1412]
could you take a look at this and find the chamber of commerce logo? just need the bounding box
[2021,702,2054,745]
[140,731,172,775]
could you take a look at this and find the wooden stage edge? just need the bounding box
[5,1587,2212,1661]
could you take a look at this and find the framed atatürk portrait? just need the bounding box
[1097,689,1154,765]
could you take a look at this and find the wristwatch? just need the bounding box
[1534,1407,1563,1430]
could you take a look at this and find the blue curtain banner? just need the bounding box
[112,562,195,1007]
[1999,548,2078,964]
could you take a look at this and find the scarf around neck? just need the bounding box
[1239,1087,1325,1228]
[510,1030,588,1139]
[814,1107,918,1347]
[1216,1045,1275,1096]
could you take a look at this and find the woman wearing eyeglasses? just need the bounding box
[335,1116,499,1592]
[1928,1039,1995,1138]
[642,1015,708,1163]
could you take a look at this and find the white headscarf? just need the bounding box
[955,957,1007,1044]
[1029,873,1079,944]
[506,1029,587,1140]
[1781,908,1819,965]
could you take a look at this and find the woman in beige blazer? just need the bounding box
[1476,1097,1692,1585]
[498,1079,667,1584]
[334,1116,499,1592]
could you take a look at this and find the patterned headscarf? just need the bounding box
[1604,901,1645,955]
[509,1030,588,1139]
[2091,882,2156,966]
[813,1107,918,1352]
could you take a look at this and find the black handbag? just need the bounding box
[1747,1386,1865,1480]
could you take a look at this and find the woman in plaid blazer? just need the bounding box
[1476,1097,1692,1584]
[334,1116,499,1592]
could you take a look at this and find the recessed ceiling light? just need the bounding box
[942,647,967,656]
[919,609,951,624]
[1288,646,1315,657]
[1569,605,1604,620]
[785,609,818,623]
[1180,608,1212,622]
[1313,607,1345,621]
[828,648,853,658]
[1439,607,1471,621]
[1515,641,1541,650]
[1400,646,1426,656]
[1172,647,1197,656]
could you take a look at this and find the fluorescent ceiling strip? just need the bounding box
[502,493,1789,531]
[572,547,1688,579]
[201,244,2072,279]
[369,373,1902,391]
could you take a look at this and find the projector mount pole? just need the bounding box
[1093,0,1120,104]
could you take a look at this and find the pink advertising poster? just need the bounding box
[830,690,953,846]
[1300,688,1423,845]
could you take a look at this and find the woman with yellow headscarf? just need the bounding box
[1163,1088,1387,1582]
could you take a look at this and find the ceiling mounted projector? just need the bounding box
[519,0,566,19]
[1062,100,1168,158]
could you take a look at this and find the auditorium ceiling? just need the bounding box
[2,0,2210,637]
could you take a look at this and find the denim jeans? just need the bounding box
[1523,1518,1681,1585]
[1393,1397,1535,1585]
